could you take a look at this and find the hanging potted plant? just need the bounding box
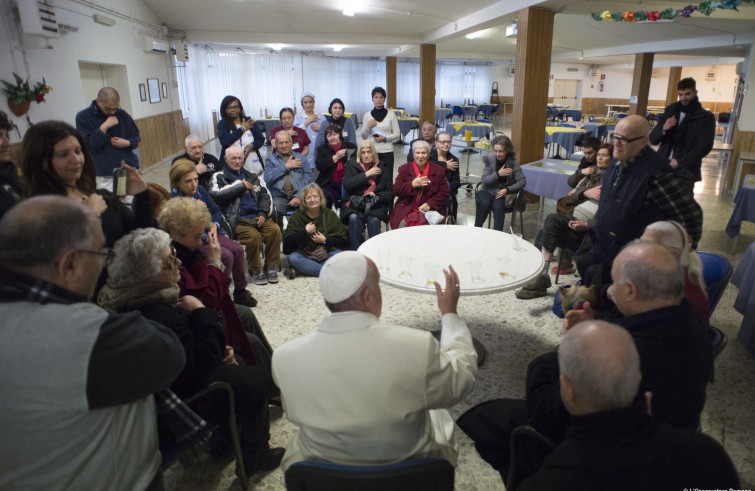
[1,72,53,117]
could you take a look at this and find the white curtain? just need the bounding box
[178,47,493,142]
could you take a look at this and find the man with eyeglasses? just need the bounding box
[0,196,185,490]
[76,87,141,190]
[649,77,715,194]
[573,115,702,301]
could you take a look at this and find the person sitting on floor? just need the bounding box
[282,183,346,278]
[98,228,283,478]
[516,143,612,300]
[272,252,477,471]
[459,242,713,483]
[211,146,281,288]
[517,320,739,491]
[170,158,256,307]
[390,140,449,229]
[474,135,526,231]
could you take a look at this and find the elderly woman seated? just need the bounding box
[282,183,346,278]
[390,140,449,229]
[98,228,283,476]
[341,140,393,250]
[157,197,273,370]
[474,135,526,231]
[640,220,709,326]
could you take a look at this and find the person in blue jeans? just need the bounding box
[282,183,346,278]
[341,140,393,250]
[474,135,526,231]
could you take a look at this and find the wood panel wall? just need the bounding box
[581,98,734,117]
[134,110,188,171]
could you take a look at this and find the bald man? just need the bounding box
[460,242,712,482]
[76,87,140,187]
[573,115,702,291]
[518,321,738,491]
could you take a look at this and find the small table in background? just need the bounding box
[435,107,452,126]
[544,127,585,158]
[726,174,755,253]
[522,158,581,209]
[397,117,420,142]
[445,122,493,139]
[732,241,755,355]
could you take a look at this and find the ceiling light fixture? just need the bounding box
[333,45,344,52]
[465,30,484,39]
[271,44,283,51]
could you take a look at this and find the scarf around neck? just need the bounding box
[98,280,180,312]
[371,107,388,122]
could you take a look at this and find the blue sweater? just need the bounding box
[75,101,140,176]
[170,186,226,233]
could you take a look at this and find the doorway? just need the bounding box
[553,79,580,109]
[78,62,132,114]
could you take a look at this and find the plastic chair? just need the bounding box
[285,457,454,491]
[699,251,733,362]
[451,105,463,122]
[474,183,526,235]
[506,425,557,491]
[159,382,249,489]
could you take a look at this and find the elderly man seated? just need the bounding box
[0,196,185,490]
[459,241,712,483]
[173,134,223,190]
[516,143,612,300]
[518,320,739,490]
[272,252,477,470]
[264,131,312,226]
[211,146,281,287]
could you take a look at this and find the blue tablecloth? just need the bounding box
[461,105,478,120]
[726,175,755,238]
[445,122,493,139]
[544,128,585,156]
[477,104,496,119]
[582,123,608,141]
[398,118,420,139]
[435,108,451,126]
[522,159,581,200]
[733,241,755,354]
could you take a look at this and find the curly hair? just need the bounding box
[107,228,171,288]
[157,196,211,236]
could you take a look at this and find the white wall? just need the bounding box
[738,46,755,132]
[0,0,175,138]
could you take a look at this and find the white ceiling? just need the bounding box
[144,0,755,66]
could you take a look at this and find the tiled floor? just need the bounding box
[148,123,755,490]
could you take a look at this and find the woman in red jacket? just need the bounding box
[390,140,449,229]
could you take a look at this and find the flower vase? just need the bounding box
[7,100,31,117]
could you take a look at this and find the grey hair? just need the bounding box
[617,245,685,301]
[107,228,172,288]
[225,146,243,159]
[559,321,641,412]
[644,220,705,290]
[184,134,202,147]
[0,196,95,270]
[412,140,431,155]
[436,130,451,140]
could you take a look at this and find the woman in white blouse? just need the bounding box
[360,86,400,182]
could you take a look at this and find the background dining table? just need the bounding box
[732,241,755,355]
[445,121,494,139]
[544,126,585,158]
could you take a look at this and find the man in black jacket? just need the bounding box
[649,77,715,193]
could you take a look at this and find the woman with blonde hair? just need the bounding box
[282,183,346,277]
[341,140,392,250]
[641,220,709,325]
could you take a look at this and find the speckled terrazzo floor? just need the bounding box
[146,133,755,490]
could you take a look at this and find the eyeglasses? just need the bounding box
[79,248,115,264]
[165,246,177,270]
[437,140,452,144]
[304,195,320,202]
[611,134,644,145]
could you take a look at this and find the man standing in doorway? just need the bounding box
[76,87,140,190]
[649,77,715,194]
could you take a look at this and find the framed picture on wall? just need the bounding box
[161,82,168,99]
[139,83,147,102]
[147,78,160,103]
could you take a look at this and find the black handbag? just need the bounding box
[349,194,379,216]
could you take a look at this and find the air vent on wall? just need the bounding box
[15,0,59,38]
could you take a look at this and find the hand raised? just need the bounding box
[435,265,460,316]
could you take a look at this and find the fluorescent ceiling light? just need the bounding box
[333,45,344,52]
[270,44,283,51]
[343,0,367,16]
[343,6,355,16]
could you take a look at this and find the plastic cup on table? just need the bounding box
[464,130,472,141]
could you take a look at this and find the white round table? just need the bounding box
[358,226,544,296]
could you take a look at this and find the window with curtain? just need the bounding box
[396,61,419,115]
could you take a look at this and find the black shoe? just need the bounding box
[283,266,296,280]
[234,289,258,308]
[240,447,285,477]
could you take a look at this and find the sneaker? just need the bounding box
[239,447,285,478]
[283,266,296,280]
[266,268,279,284]
[551,263,575,275]
[234,289,258,308]
[515,287,548,299]
[523,272,552,290]
[251,271,268,286]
